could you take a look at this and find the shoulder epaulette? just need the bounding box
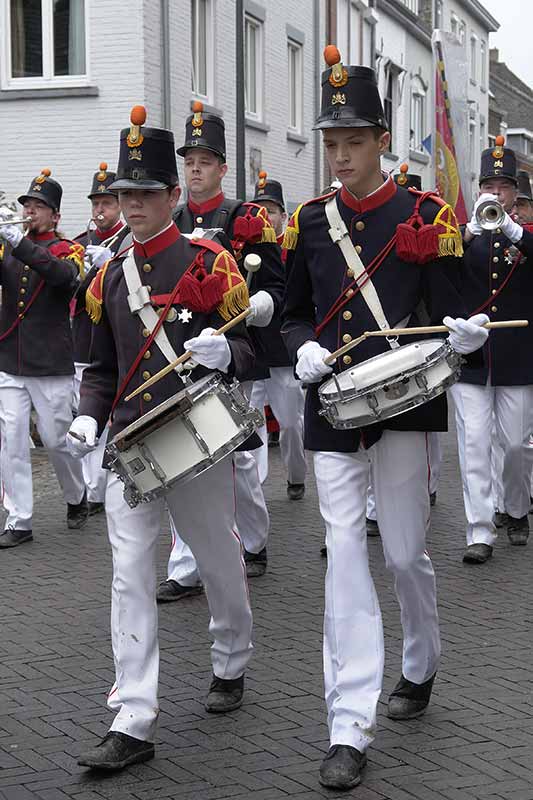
[282,189,338,251]
[84,245,129,324]
[0,243,4,262]
[233,202,277,244]
[50,238,86,277]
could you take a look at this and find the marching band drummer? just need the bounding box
[282,49,489,791]
[72,163,129,516]
[67,107,255,771]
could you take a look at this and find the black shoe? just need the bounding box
[205,674,244,713]
[244,547,267,577]
[0,528,33,548]
[366,517,380,537]
[67,493,88,530]
[507,514,529,546]
[156,579,203,603]
[88,501,105,516]
[387,673,436,720]
[77,731,154,771]
[430,491,437,506]
[494,511,509,528]
[463,543,493,564]
[529,497,533,515]
[287,482,305,501]
[268,431,280,447]
[319,745,367,789]
[320,545,327,558]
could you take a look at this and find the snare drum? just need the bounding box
[105,373,263,507]
[318,339,462,430]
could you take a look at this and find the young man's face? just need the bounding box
[261,200,286,237]
[118,186,181,240]
[322,126,390,195]
[90,195,121,231]
[479,178,517,213]
[183,149,228,199]
[22,198,60,235]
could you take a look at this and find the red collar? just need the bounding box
[95,220,124,240]
[133,223,180,258]
[32,230,56,242]
[339,176,396,214]
[188,191,225,215]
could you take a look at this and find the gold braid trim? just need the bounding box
[212,250,250,322]
[66,242,86,278]
[85,260,110,324]
[0,243,4,262]
[256,206,277,244]
[282,203,304,251]
[433,204,464,258]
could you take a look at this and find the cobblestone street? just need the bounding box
[0,425,531,800]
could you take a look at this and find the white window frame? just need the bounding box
[191,0,215,104]
[458,20,466,45]
[480,39,487,89]
[287,37,303,134]
[383,64,397,153]
[244,13,263,122]
[400,0,418,13]
[470,33,477,84]
[1,0,90,90]
[337,0,362,65]
[410,75,426,152]
[450,13,458,38]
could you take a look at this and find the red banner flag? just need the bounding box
[434,40,468,224]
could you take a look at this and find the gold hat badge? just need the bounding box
[325,45,348,88]
[97,162,108,182]
[397,162,409,186]
[492,134,505,160]
[35,167,51,185]
[191,100,203,137]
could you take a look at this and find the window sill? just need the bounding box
[245,117,270,133]
[409,148,430,165]
[287,130,308,145]
[0,85,99,100]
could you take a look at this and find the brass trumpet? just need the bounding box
[475,198,506,231]
[0,217,32,227]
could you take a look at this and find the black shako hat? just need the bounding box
[516,170,532,200]
[314,45,387,130]
[479,136,517,186]
[252,171,285,211]
[18,168,62,212]
[177,101,226,160]
[394,165,422,191]
[88,162,118,199]
[109,105,179,191]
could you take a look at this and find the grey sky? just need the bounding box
[481,0,533,88]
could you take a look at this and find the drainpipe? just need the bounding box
[236,0,246,199]
[160,0,171,128]
[313,0,321,195]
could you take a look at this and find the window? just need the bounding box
[470,34,477,83]
[410,76,426,151]
[245,14,263,119]
[434,0,443,28]
[450,14,458,38]
[400,0,418,12]
[480,40,487,88]
[191,0,214,101]
[458,20,466,45]
[469,119,477,171]
[480,117,486,151]
[336,0,361,64]
[287,38,303,133]
[384,68,395,151]
[4,0,87,87]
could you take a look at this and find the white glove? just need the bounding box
[296,340,334,383]
[466,193,498,237]
[85,244,113,269]
[444,313,489,355]
[0,224,23,248]
[184,328,232,372]
[500,213,523,244]
[66,416,99,459]
[246,290,274,328]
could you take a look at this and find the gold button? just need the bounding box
[142,392,152,402]
[166,308,177,322]
[496,228,501,234]
[491,305,497,312]
[492,256,499,263]
[343,310,352,321]
[345,288,354,298]
[143,263,152,273]
[355,221,365,231]
[347,268,354,277]
[23,265,30,271]
[21,276,28,284]
[342,334,352,344]
[355,244,362,254]
[18,301,24,308]
[494,242,500,249]
[492,289,497,295]
[142,370,151,380]
[196,216,203,224]
[142,328,150,338]
[343,355,352,365]
[143,350,151,359]
[20,288,25,295]
[492,272,498,279]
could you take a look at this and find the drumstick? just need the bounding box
[124,307,252,402]
[324,319,528,365]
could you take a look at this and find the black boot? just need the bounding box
[0,528,33,548]
[88,501,105,516]
[244,547,267,577]
[319,745,367,789]
[156,579,203,603]
[387,673,436,720]
[463,543,493,564]
[287,482,305,500]
[507,514,529,546]
[205,674,244,713]
[67,492,88,530]
[77,732,154,770]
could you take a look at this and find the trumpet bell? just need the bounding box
[475,199,506,231]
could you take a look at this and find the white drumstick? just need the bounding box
[244,253,261,289]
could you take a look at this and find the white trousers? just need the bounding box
[450,382,533,546]
[490,416,505,513]
[0,371,85,530]
[105,458,253,742]
[74,363,109,503]
[315,431,440,752]
[250,367,306,484]
[366,432,442,521]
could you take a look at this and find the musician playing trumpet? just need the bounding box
[451,140,533,563]
[0,170,88,547]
